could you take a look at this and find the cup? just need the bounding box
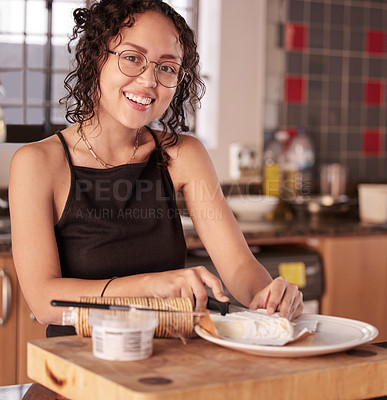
[89,309,158,361]
[320,163,347,198]
[358,184,387,224]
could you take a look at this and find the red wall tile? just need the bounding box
[362,129,382,155]
[285,76,305,103]
[364,80,384,106]
[366,30,385,55]
[285,23,308,51]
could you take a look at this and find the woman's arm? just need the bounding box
[171,135,303,319]
[9,142,110,324]
[9,140,228,325]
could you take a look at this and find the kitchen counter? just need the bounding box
[2,214,386,254]
[184,211,387,248]
[0,215,11,253]
[0,242,11,253]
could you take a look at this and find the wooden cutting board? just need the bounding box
[28,336,387,400]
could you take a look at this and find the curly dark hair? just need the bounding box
[60,0,205,164]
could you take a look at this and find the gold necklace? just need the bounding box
[79,128,143,169]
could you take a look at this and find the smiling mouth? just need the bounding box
[124,92,153,105]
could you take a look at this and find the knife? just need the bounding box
[51,300,210,316]
[206,297,247,316]
[52,298,244,316]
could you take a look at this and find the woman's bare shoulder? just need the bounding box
[166,133,215,190]
[10,133,67,183]
[177,132,204,147]
[168,132,207,160]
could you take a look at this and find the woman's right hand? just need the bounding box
[145,266,229,311]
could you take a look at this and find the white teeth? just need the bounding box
[125,93,152,105]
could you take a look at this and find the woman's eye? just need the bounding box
[159,64,177,74]
[124,55,139,63]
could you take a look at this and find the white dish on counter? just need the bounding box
[195,314,378,358]
[227,195,279,221]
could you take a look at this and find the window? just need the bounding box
[166,0,198,30]
[0,0,88,130]
[0,0,197,139]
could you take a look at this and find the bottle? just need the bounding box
[262,130,288,197]
[284,128,315,199]
[0,80,6,143]
[229,142,259,180]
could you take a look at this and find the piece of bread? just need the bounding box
[198,310,221,338]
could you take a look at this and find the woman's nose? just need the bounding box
[136,63,157,88]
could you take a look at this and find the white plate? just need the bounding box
[195,314,379,358]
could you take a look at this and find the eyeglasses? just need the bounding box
[107,49,185,88]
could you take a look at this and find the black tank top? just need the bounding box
[47,126,187,337]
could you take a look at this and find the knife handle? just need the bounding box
[206,297,229,316]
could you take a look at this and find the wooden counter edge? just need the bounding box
[27,341,146,400]
[27,337,387,400]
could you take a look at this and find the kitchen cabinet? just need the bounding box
[0,253,17,385]
[307,235,387,342]
[0,253,47,385]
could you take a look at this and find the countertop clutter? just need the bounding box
[183,199,387,249]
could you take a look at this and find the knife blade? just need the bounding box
[206,297,247,315]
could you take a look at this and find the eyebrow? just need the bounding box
[120,42,181,61]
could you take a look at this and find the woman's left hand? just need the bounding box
[248,276,304,320]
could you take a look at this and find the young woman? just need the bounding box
[9,0,303,337]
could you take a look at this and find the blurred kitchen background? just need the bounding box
[1,0,386,190]
[264,0,387,188]
[1,2,387,386]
